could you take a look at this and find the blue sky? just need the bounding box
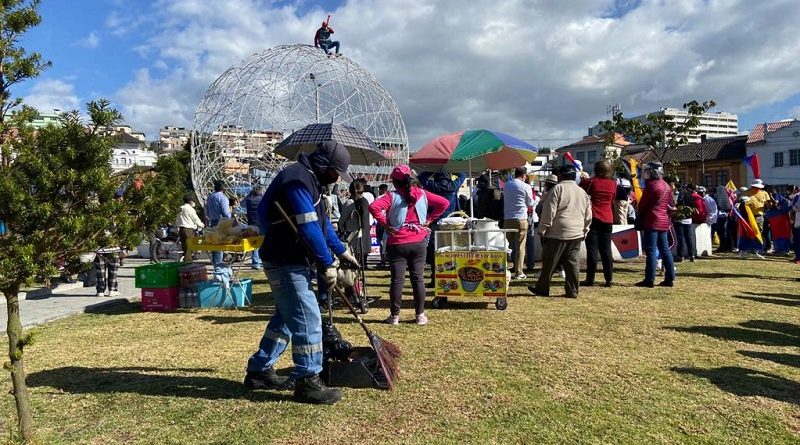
[15,0,800,147]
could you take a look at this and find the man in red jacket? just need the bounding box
[689,184,707,224]
[314,22,341,56]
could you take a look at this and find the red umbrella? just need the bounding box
[408,131,463,171]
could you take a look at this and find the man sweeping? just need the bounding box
[244,141,359,405]
[314,20,341,57]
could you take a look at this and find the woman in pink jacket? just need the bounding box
[635,161,676,288]
[369,165,448,325]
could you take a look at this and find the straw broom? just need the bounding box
[274,202,401,390]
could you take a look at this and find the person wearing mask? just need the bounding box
[244,141,359,405]
[243,186,264,270]
[580,160,617,287]
[369,165,448,326]
[635,161,676,288]
[474,175,503,221]
[175,193,205,261]
[339,180,372,267]
[528,165,592,298]
[503,167,535,280]
[205,180,232,273]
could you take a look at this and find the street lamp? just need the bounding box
[696,149,705,186]
[308,73,321,123]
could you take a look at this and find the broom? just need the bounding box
[274,202,401,390]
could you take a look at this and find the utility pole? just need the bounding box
[309,73,320,123]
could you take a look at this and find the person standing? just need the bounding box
[614,170,633,225]
[528,165,592,298]
[789,186,800,264]
[244,141,359,405]
[713,186,732,251]
[635,162,676,288]
[419,170,467,285]
[503,167,535,280]
[743,179,772,242]
[175,193,205,261]
[581,160,616,287]
[674,185,697,262]
[205,180,232,271]
[525,183,541,274]
[376,183,389,268]
[698,186,717,245]
[339,180,372,266]
[243,186,264,270]
[369,165,448,326]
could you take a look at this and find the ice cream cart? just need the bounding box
[432,225,514,310]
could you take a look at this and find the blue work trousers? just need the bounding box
[247,262,323,379]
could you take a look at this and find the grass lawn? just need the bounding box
[2,253,799,444]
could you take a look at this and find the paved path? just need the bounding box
[1,257,166,333]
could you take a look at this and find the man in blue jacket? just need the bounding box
[244,141,359,405]
[419,171,467,286]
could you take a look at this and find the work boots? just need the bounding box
[244,367,293,390]
[293,374,342,405]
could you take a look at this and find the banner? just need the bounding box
[434,251,507,298]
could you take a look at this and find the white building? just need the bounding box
[213,125,284,159]
[745,119,800,190]
[159,126,191,154]
[111,132,157,173]
[589,108,739,144]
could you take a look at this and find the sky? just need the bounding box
[16,0,800,149]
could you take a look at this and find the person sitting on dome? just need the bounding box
[314,21,341,57]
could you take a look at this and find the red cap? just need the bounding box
[390,164,413,181]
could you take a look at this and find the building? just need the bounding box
[159,126,191,154]
[659,135,748,188]
[557,133,630,174]
[212,125,284,160]
[745,119,800,190]
[111,132,158,173]
[2,109,62,129]
[588,108,739,144]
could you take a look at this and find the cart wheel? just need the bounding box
[432,297,448,309]
[495,297,508,310]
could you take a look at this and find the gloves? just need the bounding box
[322,265,338,290]
[338,247,360,268]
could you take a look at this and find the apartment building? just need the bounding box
[589,108,739,144]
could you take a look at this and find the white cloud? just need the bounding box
[24,79,80,112]
[74,31,99,49]
[111,0,800,147]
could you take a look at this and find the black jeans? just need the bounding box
[388,241,427,316]
[675,222,696,260]
[584,219,613,284]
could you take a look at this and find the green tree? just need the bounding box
[598,100,717,164]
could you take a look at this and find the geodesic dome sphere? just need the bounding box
[191,44,408,205]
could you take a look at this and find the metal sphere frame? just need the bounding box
[191,44,409,204]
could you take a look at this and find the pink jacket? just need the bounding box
[638,179,674,231]
[369,187,449,245]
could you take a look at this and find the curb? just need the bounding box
[7,281,87,302]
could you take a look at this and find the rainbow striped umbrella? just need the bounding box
[444,129,538,171]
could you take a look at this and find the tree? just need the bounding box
[598,100,717,164]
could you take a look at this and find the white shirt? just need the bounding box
[703,195,718,225]
[503,178,534,220]
[176,203,205,229]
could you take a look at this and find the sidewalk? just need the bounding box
[1,257,154,333]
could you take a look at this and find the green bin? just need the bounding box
[134,262,185,289]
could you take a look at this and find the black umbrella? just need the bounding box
[273,123,386,164]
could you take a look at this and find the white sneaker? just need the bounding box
[514,273,527,280]
[108,290,120,297]
[96,292,105,297]
[560,270,566,278]
[384,315,399,325]
[415,313,428,325]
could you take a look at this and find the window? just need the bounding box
[790,149,800,166]
[716,170,728,187]
[587,150,597,165]
[575,151,586,164]
[774,151,784,167]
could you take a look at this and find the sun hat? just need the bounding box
[750,179,764,189]
[545,174,558,184]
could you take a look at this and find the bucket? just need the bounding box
[472,219,506,250]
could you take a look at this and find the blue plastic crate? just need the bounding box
[195,279,251,308]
